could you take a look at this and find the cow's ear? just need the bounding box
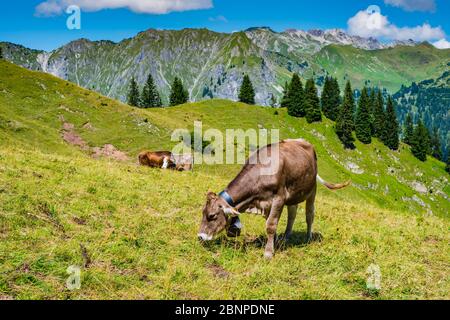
[206,191,217,202]
[224,207,240,217]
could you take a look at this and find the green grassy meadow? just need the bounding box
[0,61,448,299]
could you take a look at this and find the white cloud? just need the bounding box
[208,15,227,22]
[347,9,445,42]
[36,0,213,16]
[384,0,436,12]
[433,39,450,49]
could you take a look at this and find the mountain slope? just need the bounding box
[1,28,448,105]
[394,70,450,157]
[315,43,450,92]
[0,61,449,299]
[0,60,448,214]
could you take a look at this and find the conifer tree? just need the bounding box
[403,113,414,145]
[141,73,162,108]
[238,75,255,105]
[127,77,140,107]
[304,78,322,123]
[321,77,341,121]
[170,77,189,106]
[335,81,355,149]
[426,130,433,156]
[355,87,372,144]
[430,127,442,160]
[280,81,290,109]
[373,90,386,142]
[0,47,3,60]
[321,77,332,118]
[411,119,429,162]
[369,88,376,135]
[287,73,305,117]
[384,96,399,150]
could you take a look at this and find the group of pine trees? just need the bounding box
[127,74,162,108]
[281,73,322,123]
[280,74,399,151]
[129,73,256,107]
[332,81,399,150]
[127,75,189,108]
[402,113,443,162]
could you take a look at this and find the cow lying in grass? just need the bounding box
[138,151,193,171]
[198,139,350,259]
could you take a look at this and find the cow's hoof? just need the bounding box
[264,251,274,260]
[280,233,291,242]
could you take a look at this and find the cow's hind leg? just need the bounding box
[284,205,298,240]
[305,186,317,243]
[264,198,284,260]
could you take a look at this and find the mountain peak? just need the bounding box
[245,26,276,33]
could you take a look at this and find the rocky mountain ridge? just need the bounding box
[1,27,447,105]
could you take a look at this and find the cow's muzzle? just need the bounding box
[198,233,213,242]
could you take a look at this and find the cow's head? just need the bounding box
[198,192,239,241]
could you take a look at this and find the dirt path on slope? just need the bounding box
[60,116,129,162]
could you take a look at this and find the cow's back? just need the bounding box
[139,151,172,168]
[230,139,317,202]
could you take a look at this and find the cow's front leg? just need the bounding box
[264,199,284,260]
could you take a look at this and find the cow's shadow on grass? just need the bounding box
[203,231,323,253]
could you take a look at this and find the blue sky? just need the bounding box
[1,0,449,51]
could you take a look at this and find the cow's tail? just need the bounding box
[317,175,351,190]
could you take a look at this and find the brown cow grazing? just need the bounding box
[139,151,175,169]
[198,139,350,259]
[139,151,193,171]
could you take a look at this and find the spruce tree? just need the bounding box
[426,129,433,156]
[170,77,189,106]
[335,81,355,149]
[403,113,414,145]
[321,77,332,118]
[287,73,305,117]
[304,79,322,123]
[321,77,341,121]
[238,75,255,105]
[430,127,442,160]
[141,73,162,108]
[373,90,386,142]
[0,47,3,60]
[384,96,399,150]
[127,77,140,107]
[369,88,376,136]
[280,81,290,109]
[355,87,372,144]
[411,119,429,162]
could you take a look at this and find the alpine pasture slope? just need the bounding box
[0,61,448,300]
